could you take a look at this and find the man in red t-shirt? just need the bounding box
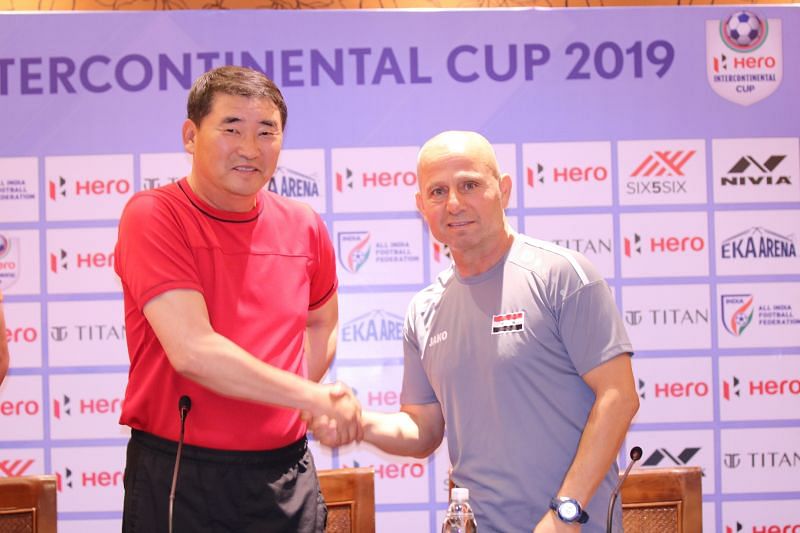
[114,66,360,533]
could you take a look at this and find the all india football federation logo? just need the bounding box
[706,11,783,106]
[721,294,755,336]
[338,231,371,273]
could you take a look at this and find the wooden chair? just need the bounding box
[318,467,376,533]
[0,475,58,533]
[620,466,702,533]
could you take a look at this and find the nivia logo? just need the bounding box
[721,154,791,186]
[642,447,701,468]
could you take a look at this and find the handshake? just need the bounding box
[303,381,366,448]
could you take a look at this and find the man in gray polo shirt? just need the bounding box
[313,131,638,532]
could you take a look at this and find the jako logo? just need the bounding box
[48,176,131,201]
[0,459,35,477]
[335,168,416,192]
[721,155,791,186]
[720,294,754,336]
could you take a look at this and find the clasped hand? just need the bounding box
[303,381,364,447]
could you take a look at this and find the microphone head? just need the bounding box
[630,446,643,461]
[179,395,192,413]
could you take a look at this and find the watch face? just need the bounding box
[559,501,579,520]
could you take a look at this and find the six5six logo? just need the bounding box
[44,154,133,221]
[617,140,707,205]
[706,10,783,106]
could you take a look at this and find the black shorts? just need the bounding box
[123,430,327,533]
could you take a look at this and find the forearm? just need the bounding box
[555,388,639,506]
[363,408,443,458]
[171,329,326,413]
[305,327,336,382]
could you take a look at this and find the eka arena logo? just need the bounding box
[706,10,783,106]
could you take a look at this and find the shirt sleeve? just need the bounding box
[308,212,338,310]
[114,193,203,310]
[558,279,633,376]
[400,299,439,405]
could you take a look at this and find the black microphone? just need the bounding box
[169,395,192,533]
[606,446,642,533]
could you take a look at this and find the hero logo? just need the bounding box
[720,227,797,259]
[56,467,123,492]
[721,155,791,186]
[5,325,38,344]
[340,310,403,343]
[267,166,320,199]
[526,163,608,188]
[0,399,40,417]
[726,522,800,533]
[626,150,695,195]
[637,379,709,400]
[343,459,425,480]
[623,233,705,257]
[48,176,131,201]
[432,242,452,264]
[365,389,400,408]
[53,394,123,419]
[335,167,416,192]
[0,459,35,477]
[723,375,800,400]
[49,249,114,273]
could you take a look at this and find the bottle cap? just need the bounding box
[451,487,469,502]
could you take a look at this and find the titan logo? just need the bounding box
[723,376,741,400]
[335,168,354,192]
[0,459,35,477]
[49,249,68,273]
[53,395,72,419]
[48,176,67,201]
[56,468,73,491]
[50,326,68,342]
[623,234,642,257]
[642,447,701,469]
[526,163,545,187]
[631,150,696,177]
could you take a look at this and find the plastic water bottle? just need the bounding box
[441,487,478,533]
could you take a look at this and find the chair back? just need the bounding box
[318,467,375,533]
[0,475,58,533]
[620,466,702,533]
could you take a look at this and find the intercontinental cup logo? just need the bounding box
[338,232,371,273]
[706,11,783,106]
[721,294,755,336]
[0,234,20,290]
[267,166,320,200]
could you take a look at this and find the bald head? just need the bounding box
[417,131,501,183]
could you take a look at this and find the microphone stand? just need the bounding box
[169,395,192,533]
[606,446,642,533]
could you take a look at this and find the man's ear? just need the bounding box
[499,173,512,208]
[182,119,198,154]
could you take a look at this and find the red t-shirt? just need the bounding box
[114,179,337,450]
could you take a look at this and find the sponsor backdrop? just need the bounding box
[0,6,798,532]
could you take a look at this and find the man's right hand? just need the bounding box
[307,381,363,447]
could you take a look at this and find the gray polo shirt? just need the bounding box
[401,232,633,533]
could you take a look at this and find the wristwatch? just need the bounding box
[550,496,589,524]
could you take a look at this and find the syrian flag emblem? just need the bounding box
[491,311,525,335]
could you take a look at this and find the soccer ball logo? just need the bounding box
[722,11,766,51]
